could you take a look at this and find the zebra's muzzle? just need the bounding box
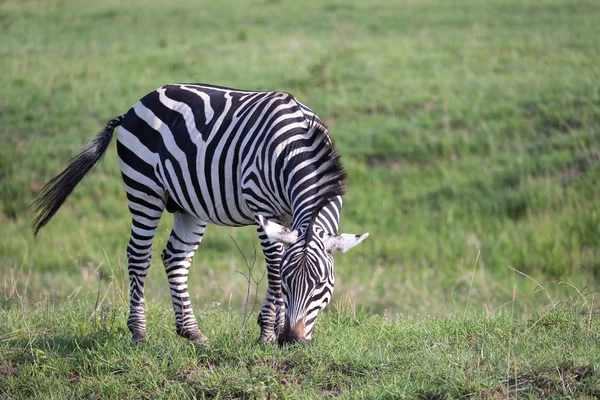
[278,317,308,346]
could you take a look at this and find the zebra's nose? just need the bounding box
[278,318,306,346]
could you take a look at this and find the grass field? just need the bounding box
[1,0,599,397]
[1,300,599,398]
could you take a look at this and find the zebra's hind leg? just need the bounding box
[255,217,285,343]
[126,202,163,342]
[162,212,207,342]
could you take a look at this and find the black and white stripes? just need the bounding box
[33,83,368,344]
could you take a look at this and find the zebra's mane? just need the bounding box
[301,118,346,247]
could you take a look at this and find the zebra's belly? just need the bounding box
[160,170,257,227]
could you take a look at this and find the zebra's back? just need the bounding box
[116,83,317,227]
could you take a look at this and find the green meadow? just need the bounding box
[1,0,599,397]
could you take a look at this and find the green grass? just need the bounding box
[1,0,600,397]
[1,296,599,399]
[1,0,598,315]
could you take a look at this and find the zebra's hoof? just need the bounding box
[257,333,277,344]
[131,330,147,343]
[178,328,208,343]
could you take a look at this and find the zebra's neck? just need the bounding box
[252,98,344,235]
[290,195,343,238]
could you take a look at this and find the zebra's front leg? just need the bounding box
[255,219,285,343]
[162,212,207,342]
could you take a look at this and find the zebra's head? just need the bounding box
[258,215,368,345]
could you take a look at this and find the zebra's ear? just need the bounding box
[257,215,299,245]
[325,232,369,253]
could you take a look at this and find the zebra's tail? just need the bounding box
[32,115,125,236]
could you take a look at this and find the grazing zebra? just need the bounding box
[33,83,368,345]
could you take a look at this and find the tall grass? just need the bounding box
[1,268,598,398]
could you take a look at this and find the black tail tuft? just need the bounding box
[32,115,125,236]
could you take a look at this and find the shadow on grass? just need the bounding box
[416,364,598,399]
[1,323,130,366]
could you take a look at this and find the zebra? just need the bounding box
[33,83,368,345]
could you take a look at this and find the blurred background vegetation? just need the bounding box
[1,0,598,317]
